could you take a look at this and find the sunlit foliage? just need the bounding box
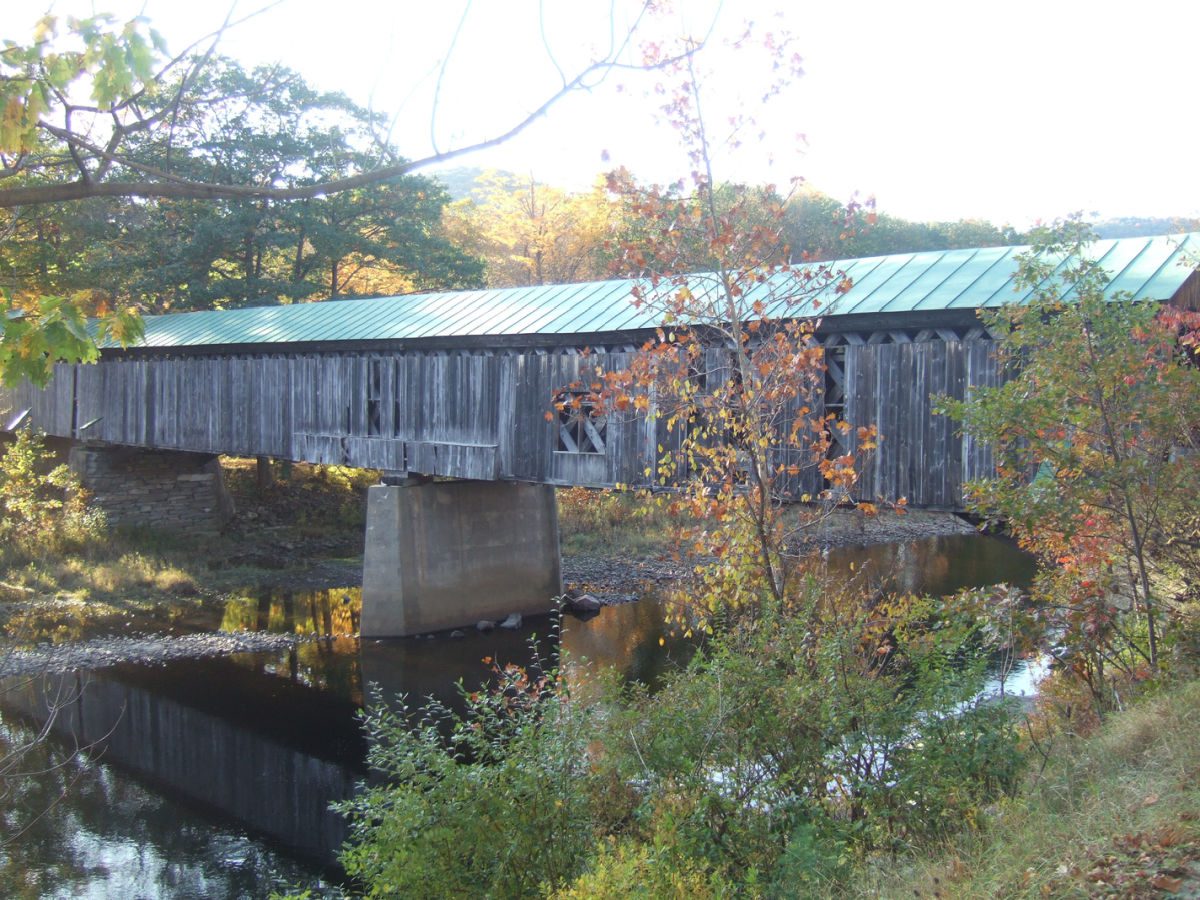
[942,219,1200,707]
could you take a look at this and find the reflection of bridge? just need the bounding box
[2,235,1196,634]
[0,591,682,873]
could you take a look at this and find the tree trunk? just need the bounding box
[256,455,274,492]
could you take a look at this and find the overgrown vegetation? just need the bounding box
[0,430,101,561]
[556,486,679,556]
[857,678,1200,898]
[0,451,375,642]
[339,582,1024,898]
[942,220,1200,716]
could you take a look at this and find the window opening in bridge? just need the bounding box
[823,344,849,491]
[556,391,606,454]
[367,358,383,437]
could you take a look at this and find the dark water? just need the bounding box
[0,534,1033,898]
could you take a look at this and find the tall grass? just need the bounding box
[556,487,678,556]
[854,679,1200,898]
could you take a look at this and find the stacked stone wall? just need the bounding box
[69,445,234,531]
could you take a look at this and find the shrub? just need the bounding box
[599,585,1025,886]
[338,584,1026,897]
[336,656,604,899]
[0,430,102,559]
[549,838,731,899]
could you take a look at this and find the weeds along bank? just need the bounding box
[0,439,375,638]
[327,589,1200,899]
[860,678,1200,898]
[335,583,1028,899]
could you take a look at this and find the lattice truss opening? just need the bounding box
[556,391,607,453]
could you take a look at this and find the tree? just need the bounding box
[781,188,1023,263]
[442,171,615,288]
[604,168,793,278]
[0,5,699,382]
[0,8,698,210]
[943,220,1200,696]
[34,58,484,312]
[0,290,140,387]
[561,32,877,625]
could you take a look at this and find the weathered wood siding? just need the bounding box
[0,339,1004,508]
[845,338,1001,508]
[500,349,643,487]
[1172,269,1200,312]
[0,363,75,434]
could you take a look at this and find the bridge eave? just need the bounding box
[100,308,995,360]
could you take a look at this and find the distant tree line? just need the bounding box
[6,54,1197,310]
[441,166,1030,289]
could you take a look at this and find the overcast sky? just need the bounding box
[11,0,1200,228]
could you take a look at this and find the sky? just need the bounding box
[10,0,1200,229]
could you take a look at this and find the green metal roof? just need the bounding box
[114,233,1199,351]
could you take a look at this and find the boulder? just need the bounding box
[499,613,523,630]
[565,593,602,613]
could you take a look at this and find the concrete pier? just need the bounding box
[360,480,562,637]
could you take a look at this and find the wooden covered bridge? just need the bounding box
[3,233,1197,634]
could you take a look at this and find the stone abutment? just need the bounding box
[68,444,235,532]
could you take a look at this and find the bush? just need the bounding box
[598,585,1024,887]
[549,839,731,899]
[337,584,1026,897]
[0,430,102,559]
[336,655,604,899]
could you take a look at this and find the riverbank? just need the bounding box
[0,630,316,678]
[856,678,1200,898]
[0,464,982,636]
[0,463,993,681]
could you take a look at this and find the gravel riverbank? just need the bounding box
[0,631,313,679]
[0,508,981,677]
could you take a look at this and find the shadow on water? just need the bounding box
[0,533,1033,897]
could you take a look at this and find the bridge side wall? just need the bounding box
[0,339,1004,510]
[0,363,75,433]
[844,339,1001,509]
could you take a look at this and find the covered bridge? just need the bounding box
[2,233,1196,634]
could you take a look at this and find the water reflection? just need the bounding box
[823,533,1036,596]
[0,714,331,899]
[219,588,361,639]
[0,533,1034,897]
[2,660,364,871]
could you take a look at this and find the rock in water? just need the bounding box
[499,613,522,630]
[476,620,496,632]
[567,593,602,612]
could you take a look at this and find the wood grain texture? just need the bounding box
[0,337,1005,510]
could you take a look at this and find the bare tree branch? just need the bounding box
[430,0,474,158]
[0,2,701,210]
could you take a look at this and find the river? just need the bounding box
[0,534,1035,898]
